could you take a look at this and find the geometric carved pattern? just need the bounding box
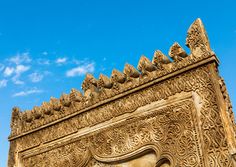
[8,18,236,167]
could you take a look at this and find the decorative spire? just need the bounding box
[70,88,84,102]
[152,50,171,69]
[124,64,140,80]
[32,106,42,119]
[169,42,188,62]
[60,93,71,107]
[50,97,61,111]
[82,74,97,93]
[98,74,113,89]
[137,55,156,75]
[111,69,126,84]
[42,102,52,115]
[186,18,211,55]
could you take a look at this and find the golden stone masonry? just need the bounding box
[8,18,236,166]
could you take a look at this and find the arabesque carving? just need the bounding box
[8,18,236,167]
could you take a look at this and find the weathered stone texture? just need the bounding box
[8,18,236,167]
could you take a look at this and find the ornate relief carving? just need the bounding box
[169,42,188,62]
[186,18,212,56]
[8,18,236,167]
[12,65,233,166]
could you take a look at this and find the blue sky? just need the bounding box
[0,0,236,166]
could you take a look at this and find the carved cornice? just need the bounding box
[9,18,218,139]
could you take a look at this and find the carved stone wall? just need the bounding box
[8,18,236,167]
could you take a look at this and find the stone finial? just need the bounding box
[124,64,140,80]
[82,73,98,93]
[152,50,171,68]
[50,97,61,111]
[22,110,33,123]
[82,73,99,98]
[32,106,42,119]
[42,102,52,115]
[137,55,156,75]
[111,69,126,84]
[70,88,84,102]
[169,42,188,62]
[186,18,211,55]
[10,107,20,130]
[98,74,113,89]
[60,93,71,107]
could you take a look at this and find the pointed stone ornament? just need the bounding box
[137,55,156,75]
[186,18,211,55]
[152,50,171,68]
[70,88,84,102]
[169,42,188,62]
[82,73,98,93]
[50,97,61,111]
[10,107,21,134]
[60,93,71,107]
[42,102,52,115]
[98,74,113,89]
[82,73,99,98]
[22,110,33,123]
[124,63,140,80]
[32,106,42,119]
[111,69,126,84]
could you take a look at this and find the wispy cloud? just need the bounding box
[42,51,48,56]
[0,79,7,88]
[8,52,31,64]
[28,72,43,83]
[56,57,67,64]
[15,65,30,74]
[11,65,31,85]
[3,67,14,77]
[12,88,43,97]
[66,62,95,77]
[37,58,50,65]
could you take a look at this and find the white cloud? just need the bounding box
[56,57,67,64]
[66,63,95,77]
[0,79,7,88]
[3,67,14,77]
[12,78,24,85]
[15,65,30,74]
[29,72,43,83]
[37,59,50,65]
[8,52,31,64]
[11,65,30,85]
[42,51,48,56]
[12,88,43,97]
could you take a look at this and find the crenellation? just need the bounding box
[169,42,188,62]
[123,63,140,80]
[152,50,171,69]
[8,18,236,167]
[137,55,157,76]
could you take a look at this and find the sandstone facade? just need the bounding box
[8,19,236,167]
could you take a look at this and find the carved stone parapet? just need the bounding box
[123,63,140,81]
[8,19,236,167]
[60,93,71,107]
[50,97,61,111]
[98,74,113,89]
[152,50,171,69]
[186,18,211,56]
[82,73,99,98]
[169,42,188,62]
[137,55,156,75]
[69,88,84,102]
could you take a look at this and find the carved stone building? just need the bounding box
[8,19,236,166]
